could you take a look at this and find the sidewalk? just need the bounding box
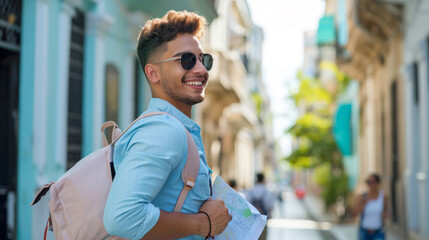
[302,193,403,240]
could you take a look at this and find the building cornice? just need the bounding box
[85,12,114,37]
[338,0,402,81]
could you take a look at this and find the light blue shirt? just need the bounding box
[104,98,211,240]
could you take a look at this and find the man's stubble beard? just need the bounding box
[161,76,206,106]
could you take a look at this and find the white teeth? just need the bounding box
[185,81,202,86]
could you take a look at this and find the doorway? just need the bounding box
[0,0,22,238]
[0,49,20,240]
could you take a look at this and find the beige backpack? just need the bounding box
[31,112,200,240]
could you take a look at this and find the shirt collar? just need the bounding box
[146,98,201,132]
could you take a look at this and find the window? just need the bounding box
[0,1,21,237]
[134,58,140,119]
[412,62,419,105]
[67,9,85,170]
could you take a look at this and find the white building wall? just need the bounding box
[33,0,49,188]
[417,41,429,238]
[403,0,429,238]
[32,1,50,238]
[403,62,421,233]
[119,51,135,127]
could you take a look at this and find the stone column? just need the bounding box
[123,12,150,123]
[31,0,50,238]
[403,63,421,233]
[119,45,136,127]
[55,2,75,169]
[82,10,113,155]
[33,0,49,187]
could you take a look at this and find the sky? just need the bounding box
[247,0,326,157]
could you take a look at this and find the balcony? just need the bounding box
[337,0,402,81]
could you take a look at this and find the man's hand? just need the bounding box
[198,199,232,237]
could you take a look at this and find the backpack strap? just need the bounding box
[112,111,200,213]
[100,121,122,147]
[43,215,52,240]
[174,128,200,212]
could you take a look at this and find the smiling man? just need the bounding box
[103,10,231,240]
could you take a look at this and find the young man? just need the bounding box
[103,10,231,240]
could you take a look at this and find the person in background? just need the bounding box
[103,10,231,240]
[353,173,388,240]
[228,179,238,190]
[246,173,275,240]
[228,179,246,198]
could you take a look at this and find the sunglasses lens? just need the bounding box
[366,180,375,185]
[202,54,213,71]
[180,53,213,71]
[181,52,196,70]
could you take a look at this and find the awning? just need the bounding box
[317,15,336,45]
[122,0,218,23]
[333,103,352,156]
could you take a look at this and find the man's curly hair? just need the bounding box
[137,10,207,76]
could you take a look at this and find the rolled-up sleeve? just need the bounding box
[103,115,187,239]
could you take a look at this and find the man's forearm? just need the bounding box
[141,210,208,240]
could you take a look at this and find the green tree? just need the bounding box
[286,72,340,168]
[285,68,350,208]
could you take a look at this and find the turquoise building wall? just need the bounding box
[17,1,37,239]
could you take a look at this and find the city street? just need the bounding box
[266,189,402,240]
[267,189,350,240]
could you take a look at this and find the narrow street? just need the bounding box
[266,187,404,240]
[267,189,338,240]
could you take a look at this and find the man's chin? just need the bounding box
[185,96,204,105]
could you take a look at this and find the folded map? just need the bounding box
[212,176,267,240]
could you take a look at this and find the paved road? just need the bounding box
[267,190,336,240]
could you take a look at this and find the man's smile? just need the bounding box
[185,81,203,86]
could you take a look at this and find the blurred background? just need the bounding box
[0,0,428,239]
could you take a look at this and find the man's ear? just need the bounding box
[145,63,161,84]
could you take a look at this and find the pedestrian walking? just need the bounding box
[352,173,388,240]
[103,10,232,240]
[246,173,275,240]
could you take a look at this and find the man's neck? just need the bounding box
[176,104,192,118]
[165,99,193,118]
[152,95,193,118]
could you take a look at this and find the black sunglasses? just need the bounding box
[366,179,377,185]
[152,52,213,71]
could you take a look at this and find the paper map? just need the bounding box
[212,176,267,240]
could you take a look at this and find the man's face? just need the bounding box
[156,33,209,107]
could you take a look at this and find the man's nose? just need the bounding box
[191,57,207,73]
